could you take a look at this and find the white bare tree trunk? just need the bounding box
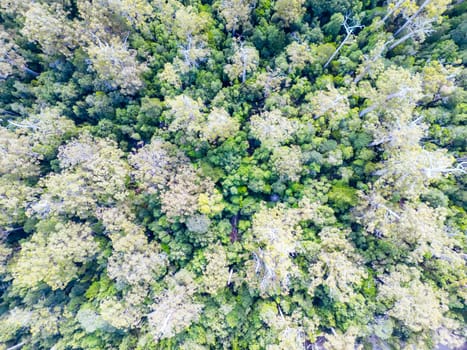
[394,0,431,36]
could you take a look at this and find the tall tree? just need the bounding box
[85,37,147,94]
[273,0,306,27]
[21,3,77,57]
[11,220,98,291]
[148,270,203,340]
[219,0,255,34]
[224,40,259,83]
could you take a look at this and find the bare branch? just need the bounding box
[6,341,26,350]
[324,15,363,69]
[394,0,432,36]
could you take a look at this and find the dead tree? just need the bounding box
[394,0,432,36]
[389,16,434,50]
[324,15,363,69]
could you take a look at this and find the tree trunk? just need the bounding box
[394,0,431,36]
[389,27,430,50]
[379,0,406,26]
[324,32,351,69]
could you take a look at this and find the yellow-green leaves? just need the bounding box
[273,0,305,27]
[250,110,298,149]
[129,137,188,194]
[270,145,303,182]
[0,26,26,79]
[202,107,240,143]
[160,164,216,221]
[85,37,147,94]
[202,243,229,294]
[219,0,255,33]
[224,41,259,83]
[308,227,367,303]
[173,5,211,68]
[247,203,302,295]
[29,133,129,218]
[377,266,452,333]
[148,270,203,340]
[306,85,350,129]
[0,127,40,179]
[11,221,98,291]
[21,3,77,56]
[130,137,221,222]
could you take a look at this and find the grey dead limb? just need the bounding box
[324,15,363,69]
[394,0,432,37]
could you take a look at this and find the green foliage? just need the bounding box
[328,181,358,210]
[0,0,465,349]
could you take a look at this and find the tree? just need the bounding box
[14,108,77,159]
[0,241,12,277]
[202,243,229,294]
[246,200,337,296]
[0,297,73,347]
[76,308,113,334]
[378,0,419,26]
[21,3,77,57]
[130,137,223,222]
[0,0,30,14]
[173,6,211,68]
[308,0,360,17]
[374,147,458,199]
[286,42,315,71]
[85,36,147,94]
[0,126,41,179]
[0,307,33,344]
[358,67,423,118]
[0,178,36,233]
[393,0,450,37]
[219,0,255,34]
[75,0,130,42]
[308,227,367,303]
[376,265,461,346]
[270,145,303,182]
[381,0,451,51]
[273,0,305,27]
[0,109,76,244]
[165,94,205,136]
[99,297,143,330]
[186,214,211,234]
[106,0,155,25]
[420,61,457,102]
[28,133,129,219]
[353,40,387,84]
[224,40,259,83]
[159,163,216,222]
[356,191,464,265]
[0,27,27,79]
[249,110,298,149]
[388,15,435,50]
[247,203,302,294]
[158,61,183,89]
[324,15,362,69]
[148,270,203,340]
[201,107,240,143]
[129,138,189,194]
[259,303,313,349]
[306,84,350,128]
[11,220,98,290]
[254,68,286,97]
[98,206,168,288]
[324,327,363,350]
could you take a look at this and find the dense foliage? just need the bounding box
[0,0,466,349]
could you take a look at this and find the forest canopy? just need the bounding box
[0,0,466,349]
